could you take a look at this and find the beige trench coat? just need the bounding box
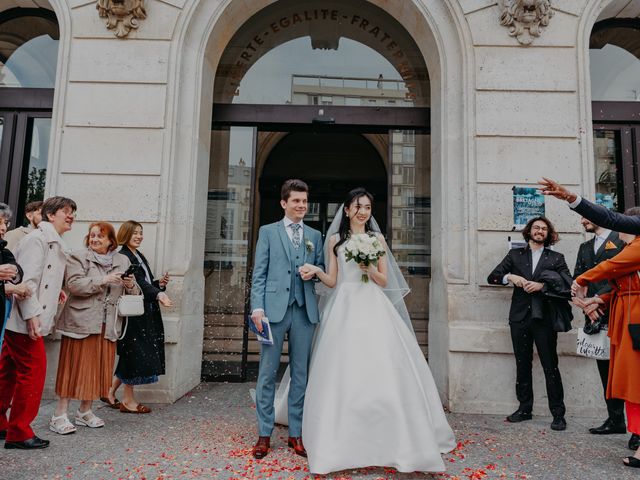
[7,222,67,336]
[56,249,139,342]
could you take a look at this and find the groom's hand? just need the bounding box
[251,310,265,333]
[299,264,318,281]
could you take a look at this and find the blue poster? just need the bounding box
[513,186,545,230]
[595,192,615,210]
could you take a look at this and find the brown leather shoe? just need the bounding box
[252,436,270,459]
[287,436,307,457]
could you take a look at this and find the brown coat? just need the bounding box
[56,249,139,341]
[576,237,640,404]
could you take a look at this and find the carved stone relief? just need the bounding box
[96,0,147,38]
[498,0,554,46]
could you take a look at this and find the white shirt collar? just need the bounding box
[595,229,611,241]
[283,216,304,229]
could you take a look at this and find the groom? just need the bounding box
[250,179,324,459]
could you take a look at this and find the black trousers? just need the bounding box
[510,316,565,417]
[596,358,626,423]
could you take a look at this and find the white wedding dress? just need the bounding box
[274,244,456,474]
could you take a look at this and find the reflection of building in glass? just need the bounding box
[593,130,620,210]
[291,74,414,107]
[205,160,252,290]
[390,130,430,276]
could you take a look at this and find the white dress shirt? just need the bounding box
[283,216,304,244]
[593,229,611,254]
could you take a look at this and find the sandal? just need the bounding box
[100,396,121,410]
[624,456,640,468]
[119,402,151,414]
[74,410,105,428]
[49,413,77,435]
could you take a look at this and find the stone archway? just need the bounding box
[166,0,469,403]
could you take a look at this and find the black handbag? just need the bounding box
[629,324,640,351]
[627,273,640,351]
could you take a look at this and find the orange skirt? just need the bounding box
[55,327,116,401]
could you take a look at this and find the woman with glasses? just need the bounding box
[0,197,76,450]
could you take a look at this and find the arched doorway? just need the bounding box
[201,0,434,380]
[0,6,59,221]
[585,2,640,210]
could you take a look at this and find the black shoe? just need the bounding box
[4,436,50,450]
[629,434,640,451]
[0,430,5,440]
[506,410,532,423]
[589,419,627,435]
[551,416,567,431]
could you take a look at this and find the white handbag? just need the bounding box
[114,294,145,340]
[117,294,144,317]
[576,327,610,360]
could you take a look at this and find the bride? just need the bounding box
[275,187,456,474]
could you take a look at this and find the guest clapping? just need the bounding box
[573,208,640,468]
[50,222,139,435]
[104,221,172,414]
[0,196,76,450]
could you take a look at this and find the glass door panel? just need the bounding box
[202,126,256,380]
[0,111,50,223]
[592,125,639,212]
[20,117,50,208]
[389,129,430,355]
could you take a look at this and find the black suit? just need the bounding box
[574,198,640,234]
[488,245,570,416]
[573,230,626,424]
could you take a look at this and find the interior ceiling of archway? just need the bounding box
[0,1,53,15]
[591,27,640,59]
[262,132,386,180]
[213,0,430,106]
[597,0,640,21]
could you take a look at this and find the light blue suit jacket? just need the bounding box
[250,220,324,324]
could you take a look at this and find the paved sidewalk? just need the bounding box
[0,382,637,480]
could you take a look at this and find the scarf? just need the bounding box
[90,248,116,268]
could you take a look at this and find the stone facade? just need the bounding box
[21,0,634,414]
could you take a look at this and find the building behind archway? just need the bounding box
[2,0,640,416]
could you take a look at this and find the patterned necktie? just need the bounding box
[290,223,302,249]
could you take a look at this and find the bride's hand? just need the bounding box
[359,263,376,276]
[299,263,319,281]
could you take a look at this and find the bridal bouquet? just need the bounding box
[343,233,386,283]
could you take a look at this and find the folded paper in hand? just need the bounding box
[248,316,273,345]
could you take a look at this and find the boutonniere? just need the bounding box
[605,240,618,250]
[304,238,314,253]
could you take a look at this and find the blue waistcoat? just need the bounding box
[288,239,305,307]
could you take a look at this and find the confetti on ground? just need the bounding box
[0,383,637,480]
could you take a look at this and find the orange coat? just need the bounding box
[576,237,640,404]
